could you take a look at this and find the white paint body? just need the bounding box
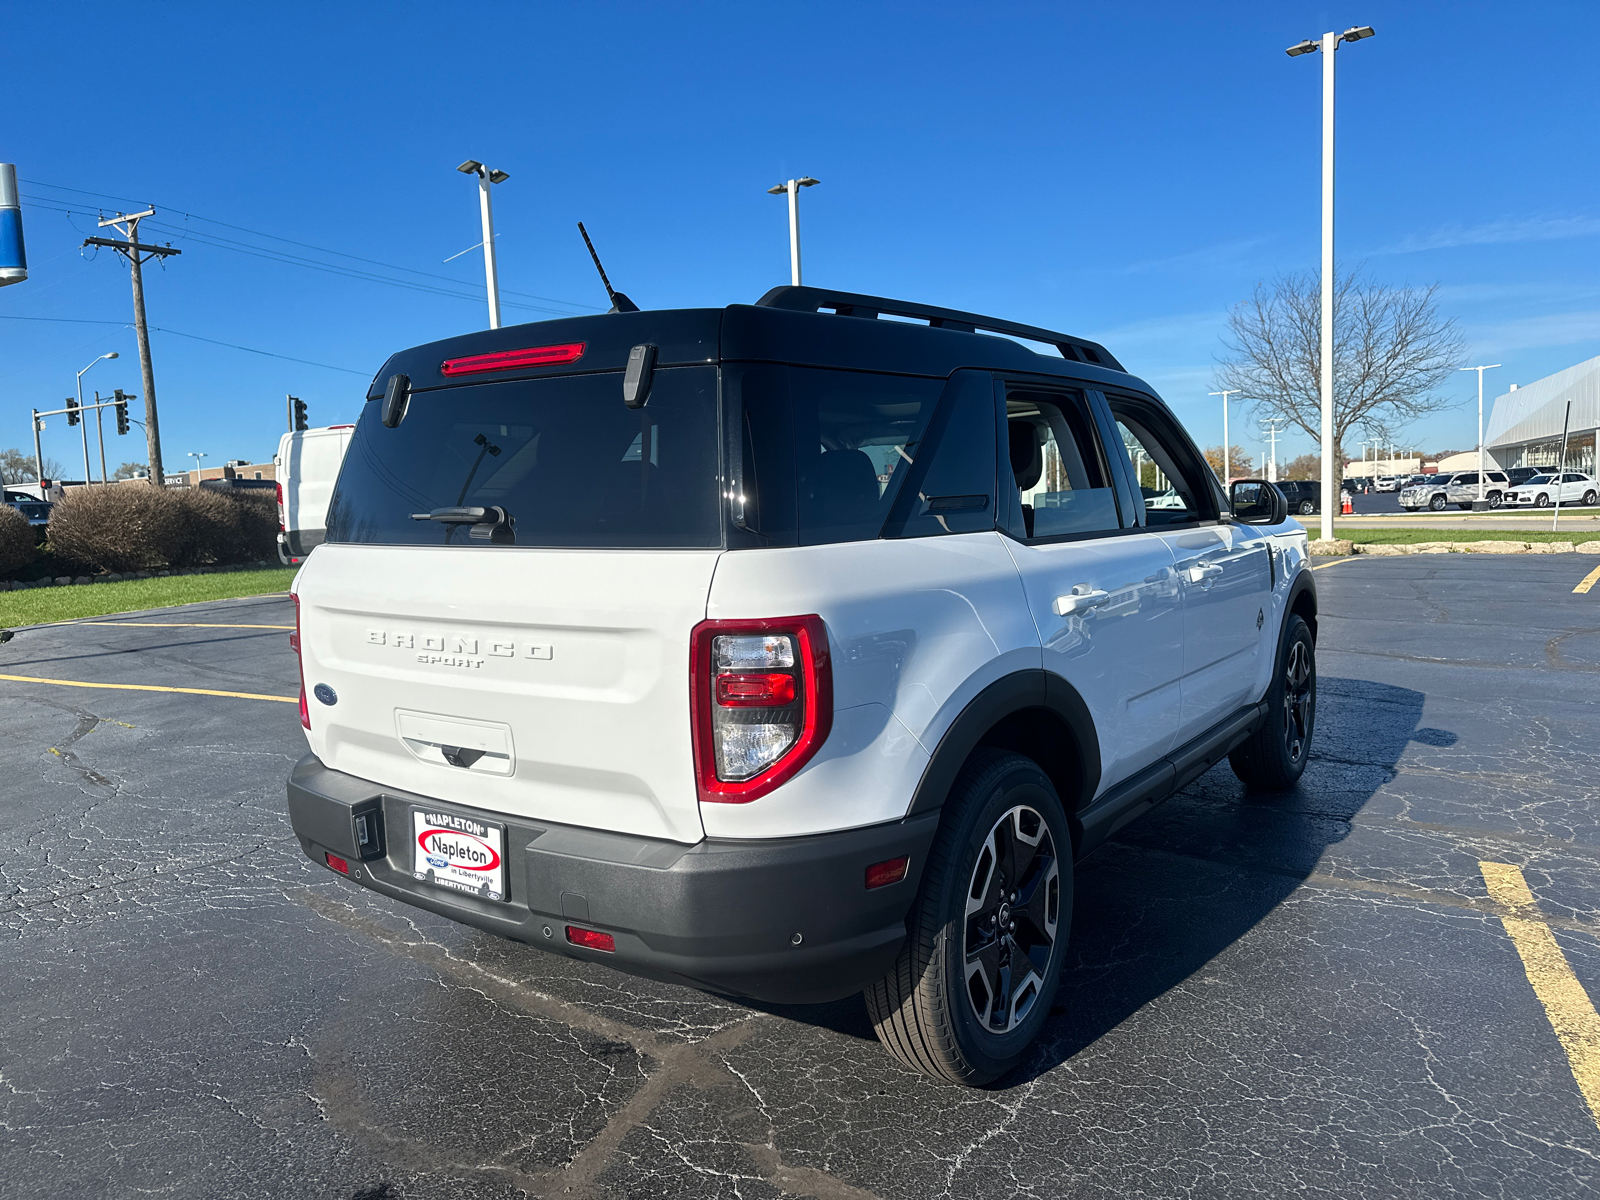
[274,426,354,556]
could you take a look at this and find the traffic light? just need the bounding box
[292,396,308,431]
[114,389,130,435]
[66,396,79,426]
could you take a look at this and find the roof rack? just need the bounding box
[753,285,1124,372]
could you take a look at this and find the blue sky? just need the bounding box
[4,0,1597,477]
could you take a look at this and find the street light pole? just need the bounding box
[1288,25,1374,540]
[456,160,510,329]
[767,177,820,286]
[1209,389,1242,481]
[187,451,207,483]
[76,351,119,484]
[1460,364,1502,502]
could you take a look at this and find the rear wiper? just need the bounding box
[410,506,515,544]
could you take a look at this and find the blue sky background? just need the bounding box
[3,0,1597,477]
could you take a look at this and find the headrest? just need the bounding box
[1009,421,1042,491]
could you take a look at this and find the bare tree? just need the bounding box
[0,447,64,484]
[1214,270,1464,484]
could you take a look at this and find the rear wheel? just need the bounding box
[1488,492,1503,509]
[1584,491,1597,506]
[865,750,1071,1086]
[1297,500,1315,515]
[1229,615,1315,792]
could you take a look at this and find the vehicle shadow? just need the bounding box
[752,675,1440,1067]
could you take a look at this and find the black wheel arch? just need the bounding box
[1286,563,1318,643]
[905,671,1101,848]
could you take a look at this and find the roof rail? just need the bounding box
[753,285,1124,372]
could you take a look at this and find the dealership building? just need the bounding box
[1484,352,1600,475]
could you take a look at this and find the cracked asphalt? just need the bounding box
[2,557,1599,1199]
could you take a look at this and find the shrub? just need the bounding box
[171,487,243,566]
[232,490,279,562]
[0,504,34,577]
[46,483,186,573]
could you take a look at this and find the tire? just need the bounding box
[1584,491,1597,506]
[1298,500,1315,515]
[1428,494,1447,511]
[1536,493,1551,508]
[1229,614,1315,792]
[865,750,1072,1086]
[1488,492,1503,509]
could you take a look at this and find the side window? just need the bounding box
[1105,398,1211,527]
[892,372,997,538]
[1004,387,1121,539]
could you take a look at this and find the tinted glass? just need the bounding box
[1109,408,1203,526]
[1004,388,1120,538]
[729,365,943,546]
[893,372,996,538]
[326,367,721,548]
[1457,473,1479,485]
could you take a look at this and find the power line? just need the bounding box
[19,179,604,312]
[0,314,368,375]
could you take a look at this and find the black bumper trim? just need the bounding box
[286,754,940,1003]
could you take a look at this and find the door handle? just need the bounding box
[1185,563,1224,585]
[1054,588,1110,616]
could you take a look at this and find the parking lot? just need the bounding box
[3,556,1599,1199]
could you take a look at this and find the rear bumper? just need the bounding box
[286,753,939,1003]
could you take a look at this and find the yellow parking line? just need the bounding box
[1574,564,1600,595]
[1480,862,1600,1128]
[0,673,297,704]
[71,622,295,630]
[1312,556,1360,571]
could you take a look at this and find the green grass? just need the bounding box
[1333,527,1598,545]
[0,567,298,627]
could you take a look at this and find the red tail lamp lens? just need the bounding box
[441,342,586,376]
[865,856,910,890]
[325,852,350,875]
[715,672,796,707]
[566,926,615,953]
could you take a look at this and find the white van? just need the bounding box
[273,426,355,564]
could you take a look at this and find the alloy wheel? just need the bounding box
[1282,639,1313,764]
[963,805,1060,1035]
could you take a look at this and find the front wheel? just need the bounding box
[1537,493,1551,508]
[1229,614,1316,792]
[865,750,1071,1086]
[1429,494,1447,511]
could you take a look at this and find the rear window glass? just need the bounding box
[326,367,721,548]
[728,365,944,546]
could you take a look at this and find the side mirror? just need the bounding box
[1230,479,1287,525]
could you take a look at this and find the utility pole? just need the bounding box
[31,408,43,483]
[1260,419,1288,483]
[1460,364,1501,503]
[1209,389,1242,481]
[83,209,180,488]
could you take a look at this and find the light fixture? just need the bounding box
[106,352,119,360]
[488,168,509,184]
[1285,38,1318,56]
[457,160,483,175]
[796,176,819,188]
[1342,25,1375,41]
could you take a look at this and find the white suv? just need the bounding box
[286,286,1318,1085]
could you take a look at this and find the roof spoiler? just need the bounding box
[754,285,1123,372]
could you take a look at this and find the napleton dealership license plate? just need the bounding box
[411,807,506,901]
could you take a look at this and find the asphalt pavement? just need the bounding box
[3,563,1599,1199]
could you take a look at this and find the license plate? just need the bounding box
[411,807,507,902]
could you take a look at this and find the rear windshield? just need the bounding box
[326,367,721,548]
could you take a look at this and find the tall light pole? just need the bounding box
[187,451,207,483]
[1460,363,1502,502]
[1288,24,1375,540]
[1210,389,1242,481]
[457,160,510,329]
[77,351,118,484]
[766,176,820,286]
[1261,419,1288,483]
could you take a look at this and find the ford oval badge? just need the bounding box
[313,683,338,706]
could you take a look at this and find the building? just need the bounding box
[167,460,277,487]
[1485,354,1599,474]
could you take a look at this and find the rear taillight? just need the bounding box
[291,593,309,730]
[441,342,586,376]
[566,926,615,952]
[690,616,832,804]
[275,482,285,532]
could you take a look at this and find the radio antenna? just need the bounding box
[577,222,640,313]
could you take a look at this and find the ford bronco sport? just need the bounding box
[286,286,1317,1085]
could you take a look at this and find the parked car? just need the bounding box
[284,285,1317,1086]
[274,425,356,564]
[3,488,51,541]
[1399,470,1511,511]
[1275,479,1321,515]
[1504,466,1542,489]
[1502,472,1600,508]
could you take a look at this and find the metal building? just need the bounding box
[1484,353,1600,474]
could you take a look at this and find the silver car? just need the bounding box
[1399,470,1510,511]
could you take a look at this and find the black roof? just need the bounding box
[366,285,1146,400]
